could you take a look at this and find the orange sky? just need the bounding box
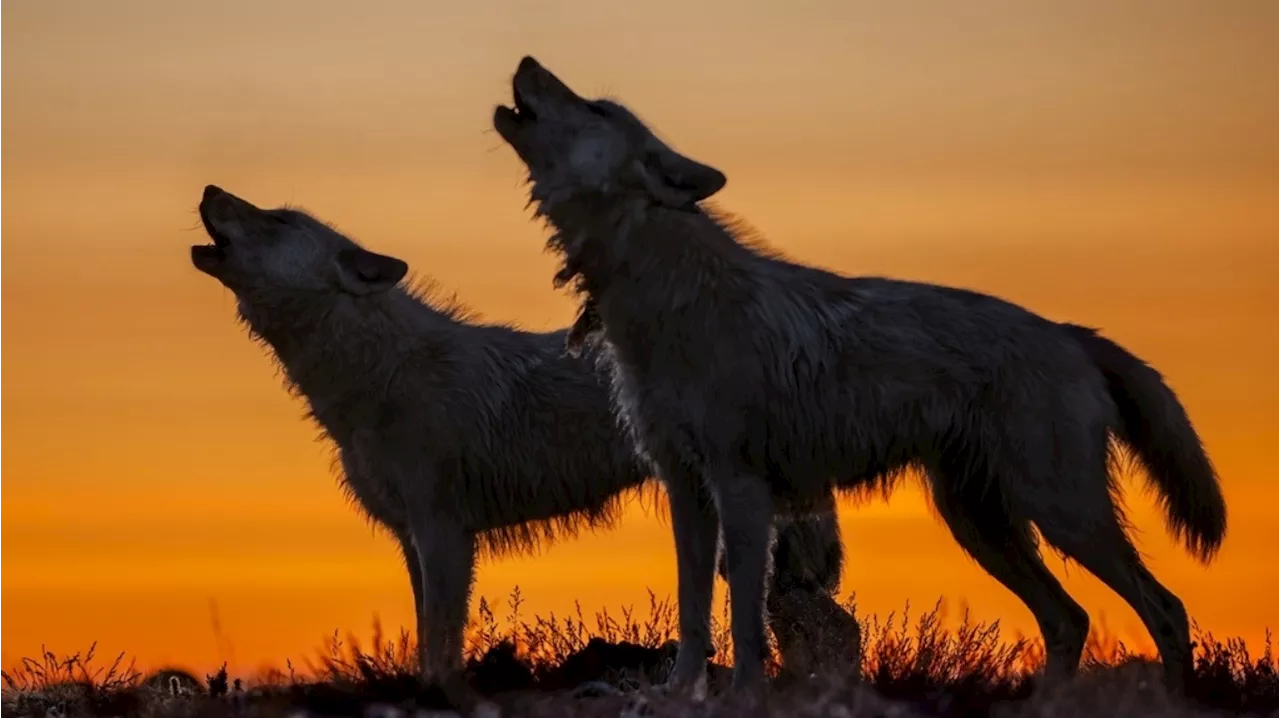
[3,1,1276,677]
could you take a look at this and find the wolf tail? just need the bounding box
[1063,323,1227,563]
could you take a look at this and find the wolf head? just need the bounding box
[493,56,727,212]
[192,185,409,303]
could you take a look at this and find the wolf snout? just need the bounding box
[200,185,236,222]
[202,184,224,203]
[517,56,542,76]
[513,55,559,99]
[200,185,252,223]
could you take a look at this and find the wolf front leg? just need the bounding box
[711,469,776,695]
[395,532,427,658]
[407,515,477,684]
[660,461,721,699]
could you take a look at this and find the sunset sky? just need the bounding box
[3,1,1276,677]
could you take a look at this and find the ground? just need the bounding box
[3,590,1274,717]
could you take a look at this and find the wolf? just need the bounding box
[189,185,861,690]
[491,56,1227,695]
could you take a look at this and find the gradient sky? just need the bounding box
[3,0,1276,677]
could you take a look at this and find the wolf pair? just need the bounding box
[191,193,858,689]
[193,57,1226,699]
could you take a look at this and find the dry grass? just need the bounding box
[3,589,1274,717]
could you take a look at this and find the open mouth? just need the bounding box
[190,241,226,274]
[494,84,537,137]
[512,84,536,120]
[191,202,231,272]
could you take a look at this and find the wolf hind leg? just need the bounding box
[764,505,862,682]
[1030,474,1193,694]
[927,467,1090,683]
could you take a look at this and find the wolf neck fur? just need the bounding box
[538,191,762,354]
[236,285,457,432]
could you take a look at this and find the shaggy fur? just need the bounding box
[189,185,858,689]
[492,56,1227,695]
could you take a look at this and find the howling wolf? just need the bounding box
[190,185,860,689]
[492,56,1227,695]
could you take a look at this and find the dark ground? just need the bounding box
[3,591,1274,718]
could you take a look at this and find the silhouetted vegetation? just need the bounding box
[3,589,1274,717]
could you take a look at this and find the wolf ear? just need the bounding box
[334,247,409,295]
[637,144,727,207]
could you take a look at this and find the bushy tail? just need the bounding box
[1063,323,1227,563]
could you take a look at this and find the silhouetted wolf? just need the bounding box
[190,186,860,689]
[492,56,1226,695]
